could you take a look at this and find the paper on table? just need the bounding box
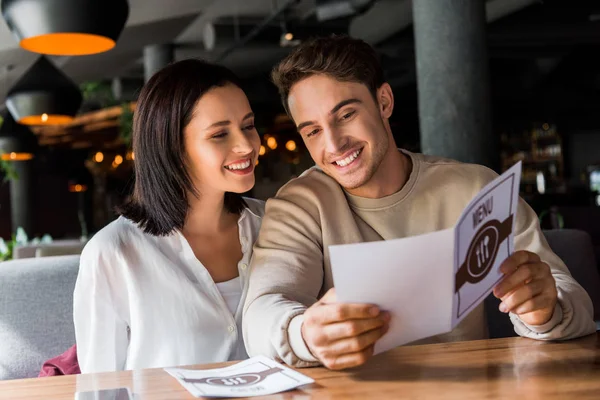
[165,355,314,398]
[330,162,522,354]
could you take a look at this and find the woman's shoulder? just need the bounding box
[243,197,265,219]
[81,217,146,264]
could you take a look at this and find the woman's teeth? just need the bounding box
[225,160,251,170]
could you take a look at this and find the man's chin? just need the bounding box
[328,171,368,191]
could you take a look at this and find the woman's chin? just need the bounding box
[227,178,255,194]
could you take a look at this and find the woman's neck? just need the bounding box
[182,191,237,236]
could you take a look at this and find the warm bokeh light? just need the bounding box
[255,159,259,166]
[267,137,278,150]
[542,123,550,130]
[68,184,88,193]
[284,32,294,41]
[94,152,104,163]
[285,140,297,151]
[114,155,123,165]
[1,152,34,161]
[126,151,135,161]
[259,145,266,156]
[18,114,73,125]
[20,33,116,56]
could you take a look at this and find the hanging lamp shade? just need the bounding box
[1,0,129,56]
[0,112,37,161]
[6,57,82,126]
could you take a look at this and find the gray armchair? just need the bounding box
[0,255,79,380]
[486,229,600,338]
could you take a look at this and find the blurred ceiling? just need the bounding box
[0,0,598,130]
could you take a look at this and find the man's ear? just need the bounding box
[377,83,394,119]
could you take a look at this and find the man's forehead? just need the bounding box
[289,79,367,112]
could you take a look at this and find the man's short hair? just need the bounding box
[271,35,385,115]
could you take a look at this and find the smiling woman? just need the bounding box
[73,59,265,373]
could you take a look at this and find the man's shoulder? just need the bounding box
[265,167,348,218]
[276,166,344,199]
[415,152,499,191]
[243,197,266,218]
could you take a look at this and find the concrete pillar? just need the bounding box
[143,44,174,83]
[9,160,34,234]
[412,0,496,169]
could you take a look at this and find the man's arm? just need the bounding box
[243,187,326,367]
[242,180,388,369]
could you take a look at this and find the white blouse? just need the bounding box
[215,276,245,361]
[73,198,264,373]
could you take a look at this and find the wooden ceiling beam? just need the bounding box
[32,102,135,138]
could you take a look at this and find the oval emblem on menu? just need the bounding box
[206,374,262,386]
[467,224,499,280]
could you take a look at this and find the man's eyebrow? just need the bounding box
[329,98,361,115]
[296,99,362,131]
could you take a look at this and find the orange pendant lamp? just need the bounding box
[0,112,37,161]
[6,57,82,126]
[1,0,129,56]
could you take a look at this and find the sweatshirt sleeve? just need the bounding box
[509,198,597,339]
[74,242,129,373]
[243,181,324,367]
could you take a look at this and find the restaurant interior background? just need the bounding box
[0,0,598,267]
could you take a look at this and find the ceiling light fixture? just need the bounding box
[1,0,129,56]
[6,57,82,126]
[0,112,37,161]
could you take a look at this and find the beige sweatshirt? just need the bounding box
[243,150,596,367]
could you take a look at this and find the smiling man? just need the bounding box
[242,35,596,370]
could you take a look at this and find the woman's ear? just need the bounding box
[377,83,394,119]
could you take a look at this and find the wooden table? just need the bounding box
[1,333,599,400]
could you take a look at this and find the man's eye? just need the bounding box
[306,129,320,138]
[341,111,355,120]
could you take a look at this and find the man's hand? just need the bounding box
[301,288,390,370]
[493,250,558,326]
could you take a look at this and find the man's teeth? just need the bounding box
[335,149,361,167]
[225,160,251,170]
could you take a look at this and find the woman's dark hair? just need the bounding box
[119,59,246,236]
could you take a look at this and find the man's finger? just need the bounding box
[325,326,385,356]
[511,293,555,315]
[324,345,375,371]
[494,262,548,298]
[499,251,541,275]
[319,288,337,303]
[498,280,544,313]
[322,315,387,341]
[494,264,534,298]
[306,302,380,325]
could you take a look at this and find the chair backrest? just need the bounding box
[544,229,600,321]
[486,229,600,338]
[35,243,85,258]
[0,255,80,380]
[13,240,85,259]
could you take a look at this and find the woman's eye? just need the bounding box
[243,124,255,131]
[213,132,227,139]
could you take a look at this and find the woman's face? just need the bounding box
[184,84,260,198]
